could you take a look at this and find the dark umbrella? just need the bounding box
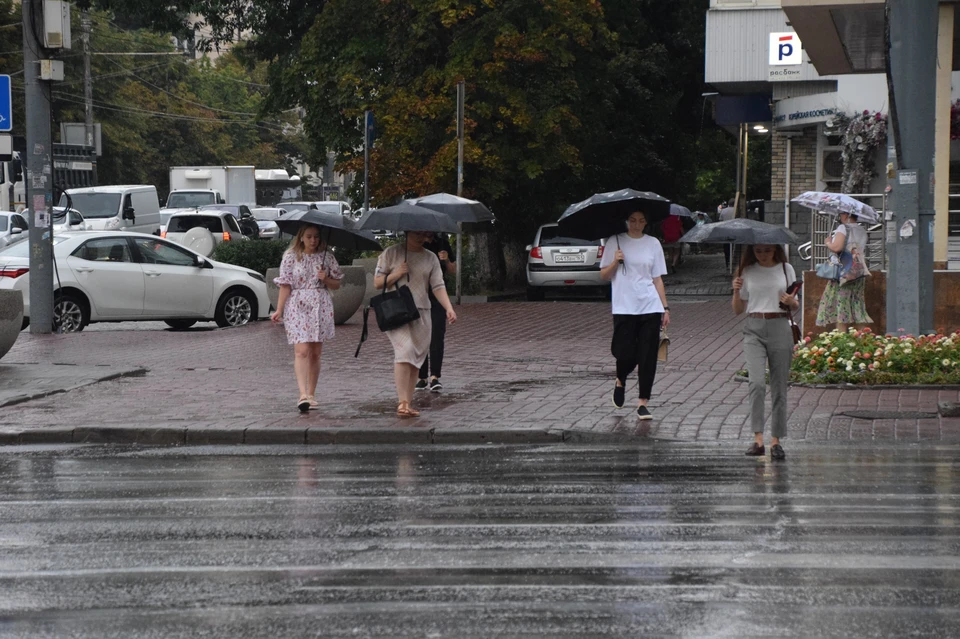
[557,189,672,241]
[406,193,495,223]
[678,218,800,246]
[275,209,382,252]
[356,202,460,234]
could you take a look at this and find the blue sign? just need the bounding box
[0,75,10,132]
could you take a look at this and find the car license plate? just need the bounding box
[554,254,584,263]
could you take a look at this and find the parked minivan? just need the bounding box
[58,185,161,235]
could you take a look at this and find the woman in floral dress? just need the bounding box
[816,212,872,332]
[271,223,343,412]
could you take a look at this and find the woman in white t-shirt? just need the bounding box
[732,244,800,460]
[599,210,671,420]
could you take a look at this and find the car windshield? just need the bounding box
[0,236,66,257]
[314,203,344,214]
[199,205,238,215]
[251,209,281,221]
[0,217,7,232]
[167,192,217,208]
[281,203,312,213]
[167,215,223,233]
[59,193,121,219]
[538,226,600,246]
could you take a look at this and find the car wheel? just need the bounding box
[54,292,88,333]
[164,319,198,330]
[215,289,254,328]
[526,286,545,302]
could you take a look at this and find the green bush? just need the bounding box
[212,239,289,275]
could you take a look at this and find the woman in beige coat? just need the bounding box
[375,232,457,417]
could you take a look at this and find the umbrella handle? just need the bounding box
[616,235,624,265]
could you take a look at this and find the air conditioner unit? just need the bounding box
[821,149,844,181]
[43,0,71,49]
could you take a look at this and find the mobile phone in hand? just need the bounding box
[786,280,802,295]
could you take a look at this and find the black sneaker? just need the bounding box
[637,405,652,420]
[613,384,625,409]
[770,444,786,460]
[429,378,443,392]
[415,379,428,391]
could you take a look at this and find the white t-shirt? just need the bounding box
[739,262,797,314]
[600,233,667,315]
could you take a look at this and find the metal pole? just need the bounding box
[455,80,464,305]
[363,109,370,213]
[885,0,937,335]
[23,0,54,334]
[82,11,94,149]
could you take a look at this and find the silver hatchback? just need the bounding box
[525,223,608,301]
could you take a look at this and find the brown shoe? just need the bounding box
[744,443,765,456]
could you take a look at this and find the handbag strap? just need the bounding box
[380,242,412,294]
[354,307,369,358]
[782,262,799,329]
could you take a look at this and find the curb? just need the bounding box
[0,365,148,408]
[0,426,652,447]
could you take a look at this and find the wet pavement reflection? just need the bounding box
[0,442,958,637]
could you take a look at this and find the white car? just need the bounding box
[0,231,271,332]
[52,207,91,233]
[163,211,248,257]
[249,207,286,240]
[0,211,29,249]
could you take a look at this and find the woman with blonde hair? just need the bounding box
[271,223,342,412]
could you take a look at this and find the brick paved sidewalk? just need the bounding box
[2,287,959,444]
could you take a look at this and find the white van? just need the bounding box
[58,185,161,235]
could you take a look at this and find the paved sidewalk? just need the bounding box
[2,268,959,444]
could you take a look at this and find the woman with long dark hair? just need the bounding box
[732,244,799,459]
[599,210,671,420]
[271,223,342,412]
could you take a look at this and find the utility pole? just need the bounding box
[363,109,371,213]
[455,80,464,304]
[82,10,94,149]
[22,0,54,334]
[885,0,937,335]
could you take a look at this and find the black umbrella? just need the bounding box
[678,218,800,245]
[356,202,460,234]
[275,209,382,252]
[406,193,495,223]
[557,189,672,240]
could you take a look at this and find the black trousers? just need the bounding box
[419,302,447,379]
[612,313,662,400]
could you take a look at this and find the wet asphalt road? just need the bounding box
[0,442,958,638]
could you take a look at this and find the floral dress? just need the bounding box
[273,250,343,344]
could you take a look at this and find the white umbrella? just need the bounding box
[791,191,880,223]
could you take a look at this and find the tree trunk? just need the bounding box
[468,230,506,292]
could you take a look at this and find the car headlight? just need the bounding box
[105,217,122,230]
[248,271,265,283]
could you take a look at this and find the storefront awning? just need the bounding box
[782,0,960,75]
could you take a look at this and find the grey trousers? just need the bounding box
[742,317,793,438]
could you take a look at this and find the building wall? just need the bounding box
[770,127,818,201]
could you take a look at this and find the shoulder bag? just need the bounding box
[815,225,849,281]
[355,246,422,357]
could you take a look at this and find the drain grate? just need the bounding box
[838,410,939,420]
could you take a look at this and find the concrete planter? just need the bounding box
[0,290,23,360]
[265,265,367,326]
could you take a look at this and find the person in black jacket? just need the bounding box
[416,232,457,392]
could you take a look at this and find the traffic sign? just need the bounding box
[0,75,10,132]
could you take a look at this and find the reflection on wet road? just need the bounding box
[0,442,958,637]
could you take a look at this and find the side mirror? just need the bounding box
[122,207,136,221]
[195,255,206,268]
[10,227,22,235]
[524,244,532,252]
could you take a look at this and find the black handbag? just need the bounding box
[370,279,420,331]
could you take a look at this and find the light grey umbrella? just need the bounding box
[678,218,801,245]
[670,203,693,218]
[406,193,495,223]
[356,202,460,234]
[275,209,382,252]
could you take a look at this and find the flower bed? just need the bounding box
[791,328,960,385]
